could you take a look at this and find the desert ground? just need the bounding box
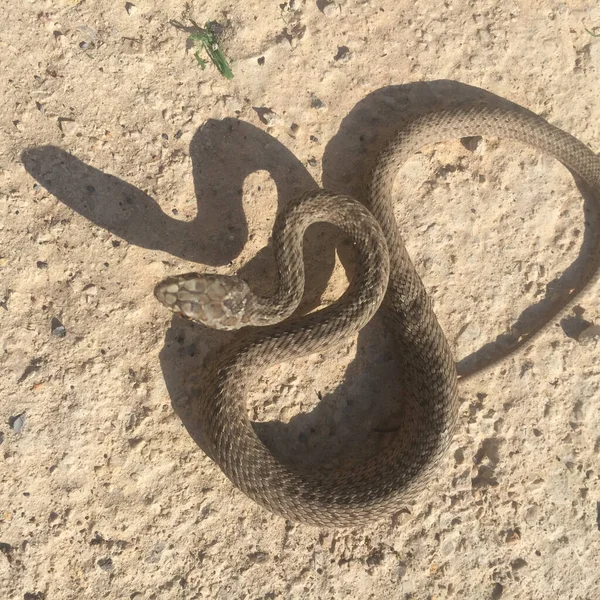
[1,0,600,598]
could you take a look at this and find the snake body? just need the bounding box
[155,104,600,526]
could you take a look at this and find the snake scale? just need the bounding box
[155,104,600,527]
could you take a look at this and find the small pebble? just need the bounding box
[322,2,339,17]
[36,261,48,269]
[257,56,265,65]
[51,317,66,338]
[461,136,483,151]
[333,45,350,61]
[248,551,269,563]
[310,93,325,109]
[97,557,113,571]
[90,533,105,545]
[125,2,137,14]
[8,413,26,433]
[253,107,281,126]
[505,529,521,544]
[366,549,384,567]
[0,542,10,562]
[511,558,528,571]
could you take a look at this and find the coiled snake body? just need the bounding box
[155,104,600,527]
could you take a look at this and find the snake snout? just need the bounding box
[154,273,252,330]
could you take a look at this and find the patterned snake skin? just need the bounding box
[155,104,600,526]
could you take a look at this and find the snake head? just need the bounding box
[154,272,253,330]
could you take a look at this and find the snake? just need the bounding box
[154,103,600,527]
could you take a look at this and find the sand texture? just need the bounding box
[1,1,600,599]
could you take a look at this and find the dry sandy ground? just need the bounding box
[2,0,600,599]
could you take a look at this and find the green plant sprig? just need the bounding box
[188,20,234,79]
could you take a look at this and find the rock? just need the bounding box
[310,93,325,109]
[253,107,282,126]
[319,1,340,17]
[334,46,350,61]
[0,542,13,563]
[461,136,482,151]
[248,550,269,563]
[8,413,25,433]
[51,317,66,337]
[97,557,113,571]
[366,548,384,567]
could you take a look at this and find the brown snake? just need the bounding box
[155,104,600,527]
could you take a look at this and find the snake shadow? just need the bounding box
[20,119,329,287]
[21,80,600,478]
